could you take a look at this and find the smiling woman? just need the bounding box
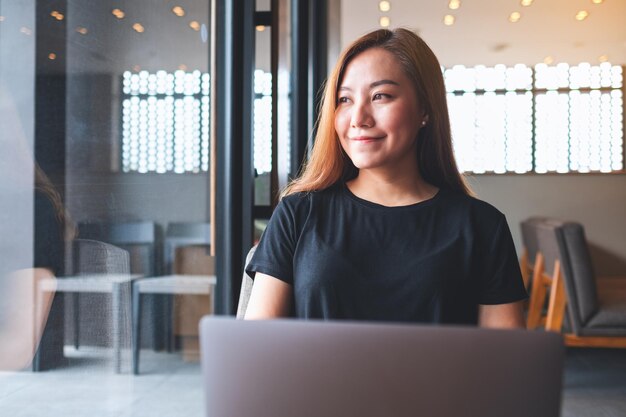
[335,48,425,183]
[244,29,527,328]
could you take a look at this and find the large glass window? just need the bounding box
[1,1,214,415]
[446,63,623,174]
[120,69,275,175]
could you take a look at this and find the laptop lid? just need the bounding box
[200,317,563,417]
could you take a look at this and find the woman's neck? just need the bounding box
[346,169,439,207]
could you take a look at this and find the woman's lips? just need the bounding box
[351,136,384,142]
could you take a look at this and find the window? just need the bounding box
[445,63,623,174]
[121,70,209,174]
[253,69,272,175]
[121,70,274,175]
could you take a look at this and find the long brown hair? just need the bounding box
[35,163,77,240]
[282,28,472,197]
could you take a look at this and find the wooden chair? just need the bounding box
[520,217,549,290]
[164,222,212,351]
[532,221,626,348]
[172,244,215,360]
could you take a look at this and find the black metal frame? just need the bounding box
[213,0,256,315]
[213,0,331,315]
[289,0,329,179]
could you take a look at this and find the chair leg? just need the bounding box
[546,260,567,332]
[520,248,530,290]
[72,293,80,349]
[166,295,174,352]
[132,287,142,375]
[151,295,165,351]
[112,282,123,374]
[526,253,547,329]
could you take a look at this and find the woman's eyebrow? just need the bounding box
[370,79,400,88]
[338,79,400,91]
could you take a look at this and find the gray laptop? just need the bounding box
[200,317,563,417]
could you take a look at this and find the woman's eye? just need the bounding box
[337,97,350,104]
[373,93,387,100]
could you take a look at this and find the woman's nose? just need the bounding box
[350,101,374,128]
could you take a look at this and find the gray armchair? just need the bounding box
[37,239,133,373]
[534,221,626,347]
[520,217,550,290]
[236,246,257,319]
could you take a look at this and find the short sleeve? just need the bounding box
[477,214,528,305]
[245,197,300,285]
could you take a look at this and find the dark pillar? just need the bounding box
[289,0,329,178]
[32,0,68,371]
[213,0,256,315]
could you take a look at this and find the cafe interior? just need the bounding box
[0,0,625,416]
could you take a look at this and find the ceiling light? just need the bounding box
[591,0,603,4]
[0,16,5,22]
[51,11,64,21]
[575,10,589,20]
[172,6,185,17]
[509,12,521,22]
[256,25,266,32]
[112,9,125,19]
[76,26,88,35]
[448,0,461,10]
[189,20,200,31]
[20,27,32,35]
[543,56,554,65]
[379,16,391,27]
[132,23,145,33]
[379,1,391,12]
[598,55,608,63]
[443,14,455,25]
[48,53,57,60]
[520,0,533,6]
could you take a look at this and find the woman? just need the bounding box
[244,28,527,328]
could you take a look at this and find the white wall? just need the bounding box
[470,174,626,275]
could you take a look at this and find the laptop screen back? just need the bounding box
[200,317,563,417]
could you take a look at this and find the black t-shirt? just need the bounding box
[246,183,527,325]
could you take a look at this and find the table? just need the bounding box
[132,274,217,374]
[37,274,142,373]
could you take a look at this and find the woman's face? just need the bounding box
[334,47,426,174]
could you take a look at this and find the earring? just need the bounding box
[421,120,427,127]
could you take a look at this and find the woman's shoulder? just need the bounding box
[280,183,342,207]
[439,188,507,227]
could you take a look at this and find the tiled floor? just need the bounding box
[562,348,626,417]
[0,347,205,417]
[1,346,625,416]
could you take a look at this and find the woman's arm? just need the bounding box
[478,301,525,329]
[244,272,293,319]
[1,268,56,370]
